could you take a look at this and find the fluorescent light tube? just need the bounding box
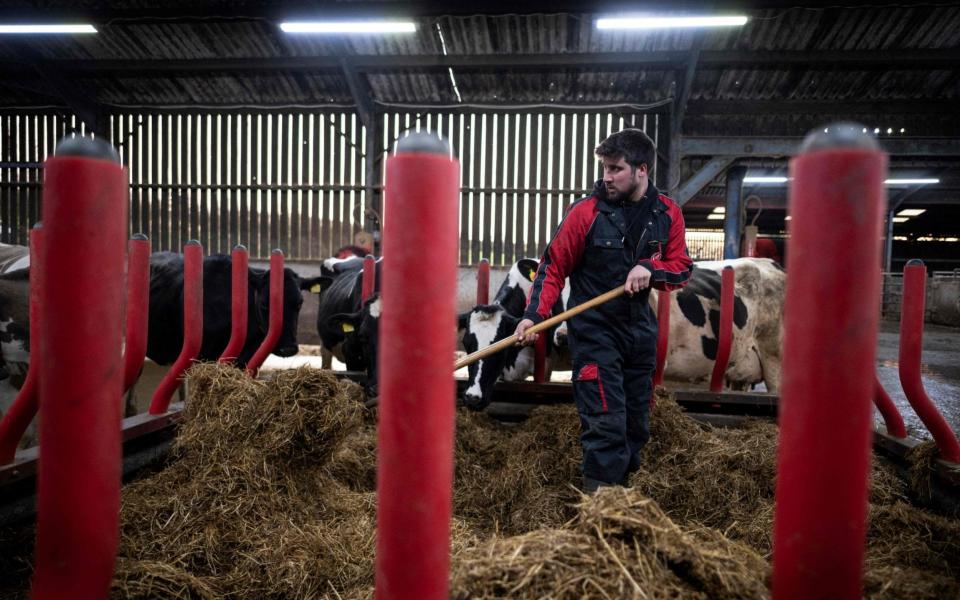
[0,24,97,34]
[597,15,748,29]
[884,178,939,185]
[897,209,926,217]
[280,21,416,34]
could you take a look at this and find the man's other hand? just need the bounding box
[624,264,652,296]
[514,318,538,346]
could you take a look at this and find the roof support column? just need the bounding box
[724,165,748,259]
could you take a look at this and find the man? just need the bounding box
[515,129,693,492]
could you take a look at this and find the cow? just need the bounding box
[457,259,571,410]
[147,252,328,367]
[0,244,32,386]
[459,257,785,410]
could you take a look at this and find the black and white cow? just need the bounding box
[147,252,328,366]
[457,259,571,410]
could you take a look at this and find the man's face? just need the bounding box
[602,156,647,202]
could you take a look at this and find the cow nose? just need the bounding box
[555,330,568,346]
[461,393,487,412]
[273,345,299,358]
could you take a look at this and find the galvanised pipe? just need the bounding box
[653,289,671,388]
[899,260,960,462]
[476,258,490,305]
[773,123,886,600]
[122,234,150,394]
[0,224,43,464]
[362,254,376,303]
[31,136,127,600]
[149,241,203,415]
[708,266,735,392]
[376,133,458,600]
[245,249,284,376]
[873,376,907,439]
[218,245,249,364]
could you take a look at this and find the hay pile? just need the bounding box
[3,362,955,599]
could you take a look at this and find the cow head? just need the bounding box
[458,304,534,411]
[0,269,31,386]
[245,268,330,361]
[493,258,539,317]
[326,294,381,397]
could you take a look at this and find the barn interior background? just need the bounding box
[0,1,957,277]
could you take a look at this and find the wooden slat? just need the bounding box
[293,113,304,259]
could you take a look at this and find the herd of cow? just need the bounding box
[0,241,786,423]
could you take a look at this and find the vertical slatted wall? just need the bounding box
[0,108,659,264]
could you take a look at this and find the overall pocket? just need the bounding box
[574,363,608,414]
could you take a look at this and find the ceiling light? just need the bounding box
[885,178,939,185]
[280,21,416,34]
[784,215,792,221]
[897,209,926,217]
[743,176,789,184]
[712,207,725,213]
[945,237,959,242]
[707,214,725,220]
[0,24,97,34]
[596,15,748,29]
[892,217,909,223]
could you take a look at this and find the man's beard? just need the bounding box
[605,181,639,203]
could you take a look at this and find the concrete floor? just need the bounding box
[876,320,960,438]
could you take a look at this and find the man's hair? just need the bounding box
[595,128,656,173]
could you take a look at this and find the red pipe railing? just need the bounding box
[652,289,671,387]
[218,245,249,364]
[773,125,885,600]
[898,260,960,463]
[122,234,150,394]
[149,242,204,415]
[0,224,43,464]
[873,376,907,439]
[362,254,376,302]
[32,137,127,600]
[708,266,735,392]
[376,133,458,600]
[476,258,490,304]
[533,333,546,383]
[245,249,284,376]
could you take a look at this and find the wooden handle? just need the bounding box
[454,285,626,370]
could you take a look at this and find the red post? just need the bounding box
[533,333,546,383]
[653,289,671,388]
[0,224,43,464]
[218,245,249,363]
[149,242,203,415]
[873,376,907,439]
[31,137,127,600]
[376,133,458,600]
[362,253,376,302]
[476,258,490,304]
[773,125,886,600]
[899,260,960,462]
[709,266,735,392]
[122,234,150,394]
[245,249,285,376]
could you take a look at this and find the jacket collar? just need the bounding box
[592,179,665,214]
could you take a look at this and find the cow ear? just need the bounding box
[457,311,471,332]
[327,312,363,335]
[301,276,332,294]
[517,258,539,282]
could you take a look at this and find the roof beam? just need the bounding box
[676,157,735,206]
[687,99,956,116]
[0,48,957,76]
[681,137,960,158]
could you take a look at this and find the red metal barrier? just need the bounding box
[873,376,907,439]
[899,260,960,463]
[533,333,546,383]
[218,245,249,364]
[709,266,735,392]
[773,125,885,600]
[245,249,284,376]
[362,254,376,302]
[0,224,43,465]
[476,258,490,304]
[32,138,127,600]
[122,234,150,393]
[653,289,671,388]
[376,133,458,600]
[149,242,203,415]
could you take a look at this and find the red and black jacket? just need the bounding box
[523,180,693,325]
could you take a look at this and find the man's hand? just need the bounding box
[624,264,653,296]
[514,318,539,346]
